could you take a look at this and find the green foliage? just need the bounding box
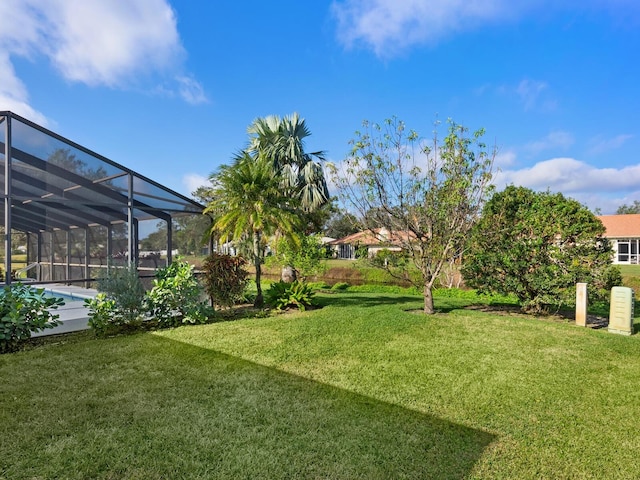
[325,210,361,239]
[88,261,212,335]
[346,284,421,295]
[463,186,616,314]
[0,284,63,353]
[329,117,495,314]
[247,113,329,212]
[616,200,640,214]
[85,293,139,337]
[371,248,408,269]
[307,281,331,290]
[207,154,301,308]
[96,262,146,323]
[265,280,315,311]
[267,234,328,280]
[594,265,623,300]
[330,282,350,291]
[201,253,249,309]
[207,113,329,308]
[354,244,369,259]
[147,260,209,327]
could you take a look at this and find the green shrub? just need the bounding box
[96,262,146,322]
[266,234,328,281]
[201,253,249,309]
[85,293,141,337]
[331,282,350,291]
[0,284,63,353]
[147,260,210,328]
[87,263,147,336]
[307,281,331,290]
[265,281,315,311]
[591,265,623,302]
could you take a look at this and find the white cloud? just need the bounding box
[0,52,49,125]
[494,158,640,213]
[176,76,209,105]
[0,0,205,121]
[332,0,640,57]
[332,0,518,57]
[183,173,210,196]
[494,149,516,168]
[516,79,545,110]
[587,134,634,155]
[42,1,183,87]
[524,131,574,155]
[477,79,557,112]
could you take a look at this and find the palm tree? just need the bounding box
[246,113,330,281]
[206,153,300,307]
[247,113,329,212]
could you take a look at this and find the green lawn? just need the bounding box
[2,292,640,478]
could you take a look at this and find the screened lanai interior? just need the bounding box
[0,111,208,285]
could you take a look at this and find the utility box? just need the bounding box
[609,286,635,336]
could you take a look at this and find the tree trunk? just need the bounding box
[253,231,264,308]
[423,283,435,314]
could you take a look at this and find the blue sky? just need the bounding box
[1,0,639,213]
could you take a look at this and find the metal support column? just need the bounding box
[133,218,139,267]
[3,114,12,284]
[36,232,42,282]
[66,230,71,283]
[49,232,54,281]
[106,225,113,276]
[84,227,90,286]
[127,173,134,265]
[166,218,172,266]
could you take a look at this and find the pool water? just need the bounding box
[43,290,86,303]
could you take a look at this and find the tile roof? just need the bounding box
[328,228,413,246]
[327,228,387,246]
[597,214,640,238]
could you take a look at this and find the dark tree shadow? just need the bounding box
[7,334,497,479]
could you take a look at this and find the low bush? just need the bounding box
[147,260,210,328]
[265,281,315,311]
[96,262,146,323]
[85,293,142,337]
[88,260,213,335]
[0,284,63,353]
[331,282,350,291]
[201,253,249,309]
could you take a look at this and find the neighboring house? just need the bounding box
[598,214,640,264]
[327,228,405,259]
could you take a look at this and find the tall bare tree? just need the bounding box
[329,117,495,314]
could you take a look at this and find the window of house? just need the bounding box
[618,239,630,263]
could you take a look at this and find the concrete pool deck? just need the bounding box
[31,285,98,338]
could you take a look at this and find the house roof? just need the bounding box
[597,214,640,238]
[328,228,412,246]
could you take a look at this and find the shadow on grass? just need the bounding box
[315,293,421,309]
[1,333,496,479]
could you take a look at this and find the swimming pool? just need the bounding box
[1,284,96,303]
[43,289,86,303]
